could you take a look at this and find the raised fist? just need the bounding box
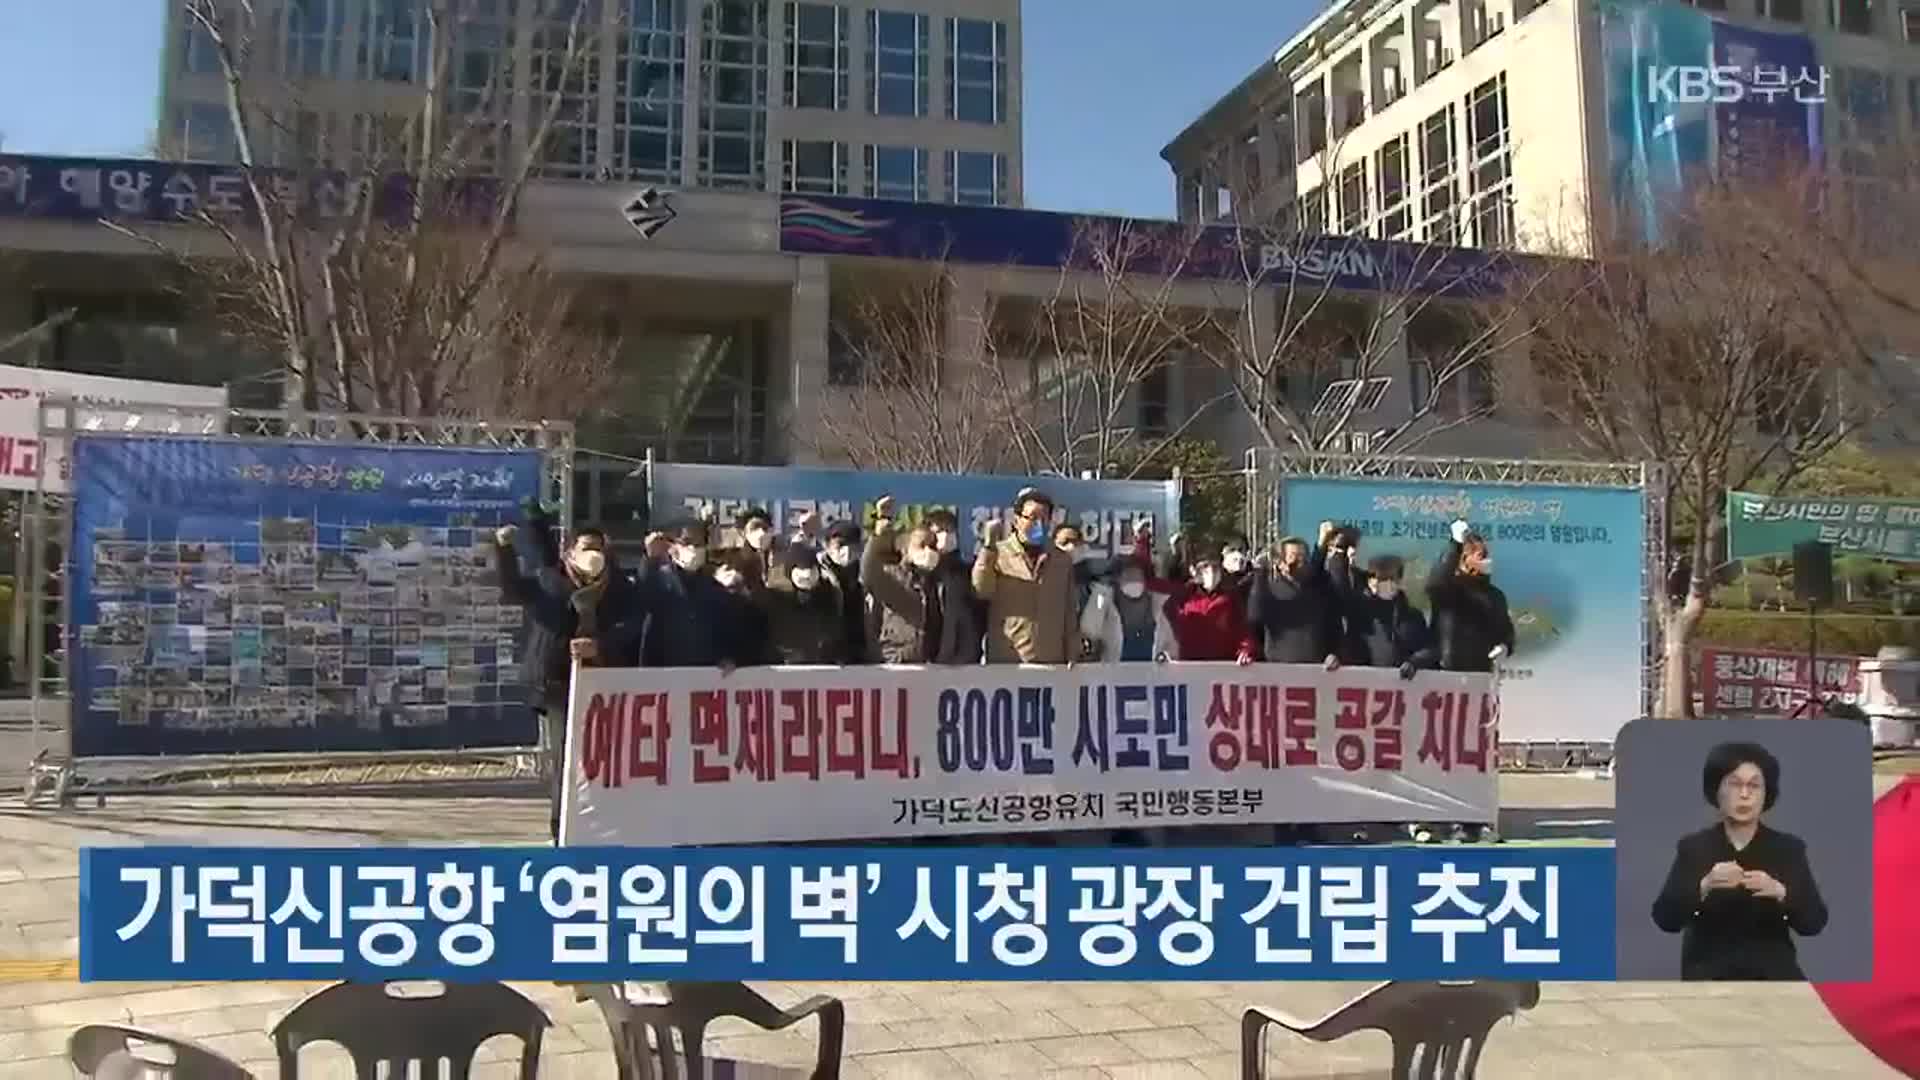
[795,509,820,538]
[981,517,1006,545]
[875,495,896,523]
[494,524,517,548]
[1450,519,1471,543]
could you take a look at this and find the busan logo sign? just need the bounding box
[1257,242,1380,283]
[1644,65,1829,104]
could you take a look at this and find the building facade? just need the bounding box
[158,0,1023,207]
[1163,0,1920,254]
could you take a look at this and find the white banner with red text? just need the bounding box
[0,365,227,493]
[559,662,1499,846]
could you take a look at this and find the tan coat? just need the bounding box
[972,535,1079,664]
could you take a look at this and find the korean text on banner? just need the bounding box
[0,364,227,493]
[80,846,1615,982]
[1700,646,1865,715]
[68,435,545,759]
[561,661,1498,846]
[647,462,1181,558]
[1280,478,1647,744]
[1726,490,1920,561]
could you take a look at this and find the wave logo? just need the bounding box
[780,199,893,250]
[1258,242,1380,283]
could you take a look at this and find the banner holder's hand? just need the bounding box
[569,638,598,662]
[1488,644,1509,661]
[1154,652,1171,665]
[1235,650,1254,667]
[718,661,735,678]
[1399,661,1418,681]
[1323,654,1341,672]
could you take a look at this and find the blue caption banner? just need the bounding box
[80,847,1616,982]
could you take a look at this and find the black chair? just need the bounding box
[271,980,549,1079]
[572,981,845,1080]
[68,1024,257,1079]
[1241,981,1541,1080]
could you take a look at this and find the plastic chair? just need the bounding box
[571,981,845,1080]
[1240,980,1541,1080]
[271,981,550,1079]
[67,1024,257,1079]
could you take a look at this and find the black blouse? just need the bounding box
[1651,822,1828,981]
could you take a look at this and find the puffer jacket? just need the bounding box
[759,575,851,665]
[972,534,1079,664]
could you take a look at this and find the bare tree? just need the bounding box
[807,267,1013,474]
[1508,179,1897,718]
[127,0,618,418]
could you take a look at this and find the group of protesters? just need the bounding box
[497,486,1516,844]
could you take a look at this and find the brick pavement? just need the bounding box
[0,780,1901,1079]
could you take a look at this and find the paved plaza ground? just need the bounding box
[0,774,1904,1079]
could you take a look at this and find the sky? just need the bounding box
[0,0,1316,220]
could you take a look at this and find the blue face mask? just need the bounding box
[1024,521,1051,546]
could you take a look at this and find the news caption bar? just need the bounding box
[80,847,1616,982]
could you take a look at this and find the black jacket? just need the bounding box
[1248,565,1340,664]
[821,555,869,664]
[759,578,852,665]
[1426,540,1517,673]
[863,524,982,664]
[1652,823,1828,980]
[495,511,644,711]
[1341,592,1437,669]
[634,558,757,669]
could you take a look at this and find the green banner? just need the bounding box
[1725,490,1920,561]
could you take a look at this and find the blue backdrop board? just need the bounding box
[1280,478,1647,744]
[67,436,544,758]
[648,462,1181,557]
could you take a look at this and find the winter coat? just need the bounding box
[1248,566,1341,664]
[495,510,644,712]
[973,535,1079,664]
[634,559,758,669]
[1081,582,1175,663]
[1426,540,1517,673]
[821,555,869,663]
[759,576,851,665]
[1340,592,1438,669]
[862,523,981,664]
[1164,584,1255,662]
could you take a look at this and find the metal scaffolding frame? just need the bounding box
[1245,447,1667,769]
[23,400,574,808]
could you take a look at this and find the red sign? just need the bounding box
[1699,646,1865,715]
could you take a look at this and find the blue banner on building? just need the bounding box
[648,462,1182,557]
[0,154,500,226]
[779,197,1521,298]
[79,846,1616,982]
[67,436,545,758]
[1280,478,1647,744]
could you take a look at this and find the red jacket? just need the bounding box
[1816,776,1920,1077]
[1163,585,1254,662]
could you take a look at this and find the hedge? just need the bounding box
[1695,609,1920,654]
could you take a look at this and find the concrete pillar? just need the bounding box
[1371,301,1415,427]
[944,267,990,372]
[784,256,832,465]
[678,2,704,188]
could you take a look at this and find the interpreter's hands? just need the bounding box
[874,495,896,527]
[1701,860,1745,897]
[1450,519,1471,544]
[1323,654,1341,672]
[1741,869,1787,902]
[1399,661,1418,680]
[569,638,598,661]
[1488,644,1509,661]
[1236,650,1254,667]
[494,524,517,548]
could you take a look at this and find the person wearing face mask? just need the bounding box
[493,511,644,841]
[1052,525,1102,657]
[709,548,771,666]
[1082,556,1176,663]
[972,490,1080,665]
[1428,519,1516,675]
[731,507,780,587]
[1315,521,1366,595]
[632,520,755,672]
[1161,545,1256,664]
[1337,555,1436,677]
[864,501,982,665]
[1248,536,1343,669]
[757,544,850,665]
[818,521,869,664]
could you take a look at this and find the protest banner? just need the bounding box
[647,462,1180,556]
[559,661,1499,847]
[1698,646,1865,715]
[1280,477,1647,744]
[0,364,228,492]
[1726,490,1920,561]
[79,845,1612,981]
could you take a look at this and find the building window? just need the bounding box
[450,3,512,170]
[1906,5,1920,40]
[1410,356,1495,417]
[1296,87,1328,163]
[783,139,851,193]
[1760,0,1804,21]
[1376,135,1411,239]
[1297,186,1327,234]
[700,0,771,190]
[946,17,1010,124]
[614,0,686,184]
[532,6,603,180]
[1419,104,1459,245]
[1338,162,1369,234]
[357,0,423,82]
[786,2,849,110]
[868,10,929,117]
[171,103,235,162]
[1467,74,1514,248]
[1832,0,1874,34]
[1138,367,1171,438]
[283,0,346,80]
[947,150,1007,206]
[866,145,929,200]
[182,15,222,75]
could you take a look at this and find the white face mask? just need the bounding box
[569,549,606,578]
[824,545,853,567]
[714,567,741,589]
[1477,558,1494,573]
[672,546,706,572]
[935,531,958,554]
[1120,579,1146,599]
[1222,552,1247,573]
[911,548,941,571]
[1373,580,1401,601]
[790,567,821,591]
[1197,569,1223,591]
[744,528,771,551]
